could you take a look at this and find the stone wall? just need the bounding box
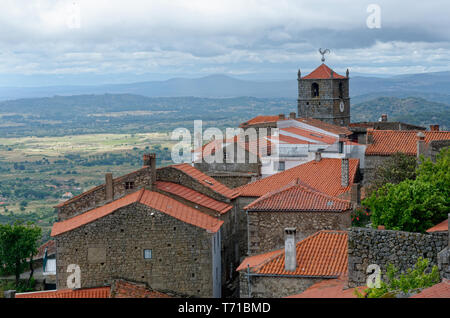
[55,203,215,297]
[157,166,228,202]
[239,272,323,298]
[363,155,390,186]
[58,167,152,221]
[347,228,448,287]
[428,141,450,162]
[235,196,257,257]
[206,174,254,189]
[248,211,351,255]
[297,77,350,126]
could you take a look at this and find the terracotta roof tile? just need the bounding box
[238,230,348,277]
[15,287,111,298]
[302,64,345,79]
[281,126,338,144]
[244,180,352,212]
[286,276,364,298]
[170,164,239,199]
[51,189,223,236]
[426,218,448,233]
[410,280,450,298]
[295,117,352,136]
[237,158,359,197]
[156,181,232,214]
[110,280,172,298]
[240,115,280,127]
[366,130,450,156]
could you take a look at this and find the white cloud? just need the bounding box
[0,0,449,82]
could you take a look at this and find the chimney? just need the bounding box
[366,128,374,145]
[416,132,426,159]
[278,114,285,120]
[338,134,346,154]
[315,151,322,162]
[381,114,388,122]
[284,228,297,272]
[143,153,157,189]
[341,158,349,188]
[105,173,113,201]
[430,125,440,132]
[351,183,361,206]
[289,112,296,119]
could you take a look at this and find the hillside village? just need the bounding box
[7,61,450,299]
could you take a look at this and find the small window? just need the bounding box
[311,82,319,97]
[125,181,134,190]
[144,249,152,259]
[278,161,285,171]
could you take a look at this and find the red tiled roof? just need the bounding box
[426,218,448,233]
[410,280,450,298]
[237,158,359,198]
[244,180,352,212]
[110,280,172,298]
[295,117,352,136]
[15,280,172,298]
[281,127,337,144]
[302,64,345,79]
[286,276,364,298]
[240,115,280,127]
[15,287,111,298]
[170,164,239,199]
[366,130,450,156]
[156,181,232,214]
[266,134,309,144]
[51,189,223,236]
[238,230,348,277]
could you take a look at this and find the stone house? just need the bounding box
[51,154,243,298]
[244,179,353,255]
[364,129,450,185]
[237,229,348,298]
[235,157,361,257]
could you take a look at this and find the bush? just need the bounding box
[355,257,440,298]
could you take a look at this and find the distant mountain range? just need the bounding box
[0,71,449,103]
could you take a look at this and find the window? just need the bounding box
[125,181,134,190]
[144,249,152,259]
[311,82,319,97]
[339,82,344,99]
[278,161,285,171]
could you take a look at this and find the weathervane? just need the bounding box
[319,48,330,62]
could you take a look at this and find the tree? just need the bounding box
[0,221,42,287]
[355,257,440,298]
[368,152,417,195]
[364,148,449,233]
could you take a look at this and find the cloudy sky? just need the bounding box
[0,0,449,86]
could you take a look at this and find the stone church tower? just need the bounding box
[297,63,350,126]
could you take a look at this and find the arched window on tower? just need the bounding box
[339,82,344,99]
[311,82,319,98]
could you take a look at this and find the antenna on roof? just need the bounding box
[319,48,330,63]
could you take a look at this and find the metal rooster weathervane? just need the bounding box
[319,48,330,62]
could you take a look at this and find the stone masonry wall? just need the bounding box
[239,272,323,298]
[58,167,152,221]
[248,211,351,255]
[348,228,448,287]
[157,167,229,202]
[55,203,214,297]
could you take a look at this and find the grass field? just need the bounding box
[0,132,176,241]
